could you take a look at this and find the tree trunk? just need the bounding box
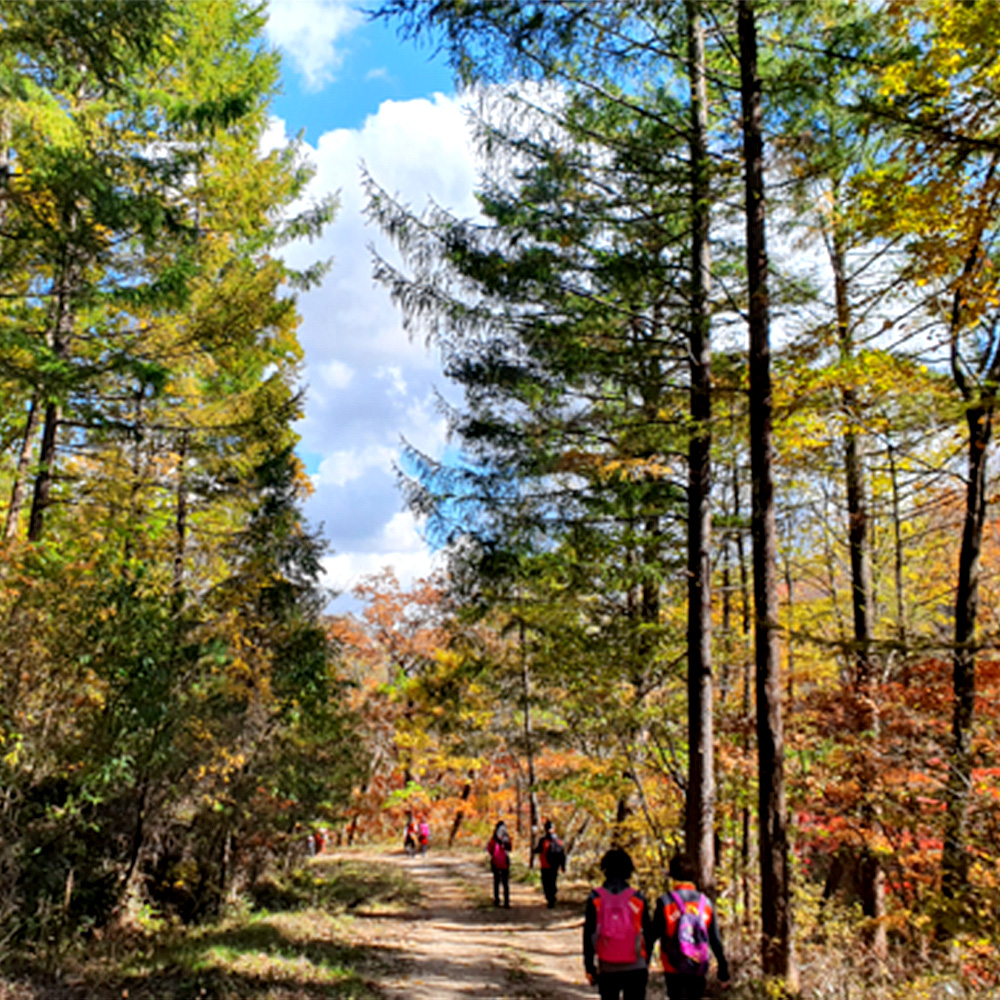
[830,227,875,690]
[4,397,41,541]
[448,779,472,847]
[830,214,886,960]
[566,815,590,857]
[684,0,716,899]
[520,617,539,865]
[738,1,796,985]
[941,401,991,901]
[783,553,794,713]
[27,399,61,542]
[886,439,908,656]
[733,419,754,931]
[173,429,190,609]
[28,255,78,542]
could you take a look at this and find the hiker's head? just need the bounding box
[599,848,634,881]
[669,853,698,884]
[544,820,553,833]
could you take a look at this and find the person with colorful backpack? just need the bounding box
[418,817,430,855]
[649,854,730,1000]
[403,815,418,857]
[487,819,513,908]
[583,847,652,1000]
[533,819,567,908]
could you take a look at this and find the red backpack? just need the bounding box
[593,887,646,965]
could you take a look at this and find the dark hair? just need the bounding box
[669,853,698,883]
[544,820,553,832]
[599,847,634,881]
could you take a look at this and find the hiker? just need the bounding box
[533,819,567,908]
[418,816,431,854]
[583,847,651,1000]
[403,815,418,856]
[487,819,513,908]
[649,854,730,1000]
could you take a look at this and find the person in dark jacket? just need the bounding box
[649,854,730,1000]
[487,820,513,908]
[583,847,651,1000]
[533,819,566,908]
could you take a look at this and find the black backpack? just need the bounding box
[545,835,566,868]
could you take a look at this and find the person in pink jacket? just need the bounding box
[486,820,512,908]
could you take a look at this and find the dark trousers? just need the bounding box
[664,973,707,1000]
[492,864,509,906]
[598,968,648,1000]
[541,866,559,906]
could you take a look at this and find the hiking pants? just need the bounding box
[597,968,648,1000]
[664,973,707,1000]
[492,864,510,907]
[541,867,559,907]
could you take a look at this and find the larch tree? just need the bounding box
[376,0,744,889]
[737,0,796,985]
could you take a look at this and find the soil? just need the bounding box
[343,849,595,1000]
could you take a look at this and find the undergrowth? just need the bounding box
[0,852,419,999]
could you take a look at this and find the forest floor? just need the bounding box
[5,847,986,999]
[0,847,599,1000]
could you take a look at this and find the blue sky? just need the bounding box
[269,9,455,136]
[262,0,479,611]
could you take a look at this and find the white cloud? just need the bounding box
[260,115,289,156]
[320,511,440,599]
[265,0,363,91]
[314,443,396,488]
[272,92,480,610]
[380,510,424,551]
[376,365,406,397]
[320,359,355,390]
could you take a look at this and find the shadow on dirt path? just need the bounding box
[340,850,593,1000]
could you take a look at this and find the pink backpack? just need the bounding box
[663,891,710,975]
[489,836,509,868]
[594,887,645,965]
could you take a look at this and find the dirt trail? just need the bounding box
[346,850,594,1000]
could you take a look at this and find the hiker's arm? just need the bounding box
[582,894,598,979]
[708,907,730,983]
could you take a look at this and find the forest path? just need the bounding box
[340,849,593,1000]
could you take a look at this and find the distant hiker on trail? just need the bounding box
[533,819,567,908]
[487,819,513,909]
[403,816,418,856]
[583,847,651,1000]
[418,817,431,854]
[649,854,730,1000]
